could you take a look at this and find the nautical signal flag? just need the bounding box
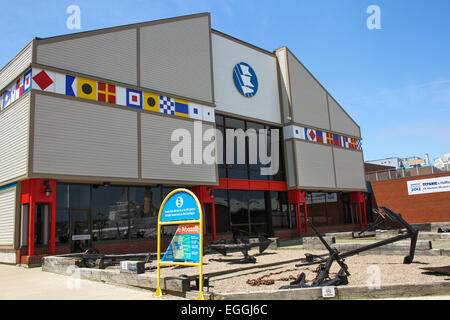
[32,69,55,92]
[160,96,175,115]
[174,99,189,118]
[305,128,317,142]
[98,82,116,104]
[356,140,362,151]
[143,92,159,112]
[341,136,350,148]
[65,75,77,96]
[326,132,334,145]
[126,88,143,108]
[332,134,341,147]
[316,130,324,143]
[78,77,97,101]
[23,70,32,94]
[2,90,11,108]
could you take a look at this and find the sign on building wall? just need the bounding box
[306,193,338,204]
[407,176,450,195]
[233,62,258,97]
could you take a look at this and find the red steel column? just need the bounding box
[28,195,35,257]
[50,200,56,254]
[303,202,309,233]
[211,198,217,241]
[296,203,302,234]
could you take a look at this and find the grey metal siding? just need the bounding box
[141,114,217,183]
[0,42,32,92]
[276,49,291,124]
[36,29,138,85]
[139,15,213,103]
[33,94,138,178]
[295,140,336,189]
[333,148,366,190]
[284,140,296,188]
[287,51,330,130]
[0,95,30,183]
[328,95,361,138]
[0,188,16,246]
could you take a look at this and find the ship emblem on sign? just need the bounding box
[176,196,184,208]
[233,62,258,97]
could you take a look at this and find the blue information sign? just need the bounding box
[159,191,200,222]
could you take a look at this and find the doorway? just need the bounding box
[70,210,91,253]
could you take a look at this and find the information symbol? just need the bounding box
[176,197,183,208]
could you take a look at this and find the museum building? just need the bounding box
[0,13,367,264]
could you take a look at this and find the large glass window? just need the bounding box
[55,209,70,244]
[271,191,295,229]
[214,189,230,233]
[129,186,161,240]
[69,184,90,209]
[216,115,285,182]
[92,186,128,241]
[229,190,249,226]
[35,204,50,246]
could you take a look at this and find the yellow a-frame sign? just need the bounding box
[154,188,205,300]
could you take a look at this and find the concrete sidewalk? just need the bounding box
[0,264,185,300]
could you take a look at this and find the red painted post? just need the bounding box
[358,202,363,229]
[211,198,217,241]
[50,200,56,254]
[303,202,309,233]
[28,196,34,257]
[296,203,302,234]
[362,195,368,227]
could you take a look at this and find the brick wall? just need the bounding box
[371,172,450,223]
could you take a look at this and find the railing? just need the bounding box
[366,165,450,182]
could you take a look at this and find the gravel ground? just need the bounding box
[120,248,450,294]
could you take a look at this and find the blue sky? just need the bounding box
[1,0,449,164]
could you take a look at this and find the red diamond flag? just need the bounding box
[33,70,54,91]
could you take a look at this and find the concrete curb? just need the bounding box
[212,281,450,300]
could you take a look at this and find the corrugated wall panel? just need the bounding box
[33,94,138,178]
[333,148,366,190]
[284,140,296,188]
[0,188,16,245]
[0,95,30,183]
[141,114,217,184]
[276,49,291,124]
[212,33,281,124]
[328,95,361,138]
[140,15,213,103]
[287,51,330,130]
[295,140,336,189]
[0,42,32,92]
[36,29,137,85]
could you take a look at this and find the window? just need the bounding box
[34,204,50,246]
[92,186,128,241]
[20,204,29,247]
[129,186,161,240]
[271,191,294,229]
[55,209,70,244]
[214,189,230,233]
[229,190,249,226]
[69,184,90,209]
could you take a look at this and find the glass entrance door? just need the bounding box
[70,210,91,253]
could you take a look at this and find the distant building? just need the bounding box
[366,155,430,170]
[435,153,450,171]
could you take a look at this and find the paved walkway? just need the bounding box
[0,264,185,300]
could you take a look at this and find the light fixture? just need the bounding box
[43,180,52,197]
